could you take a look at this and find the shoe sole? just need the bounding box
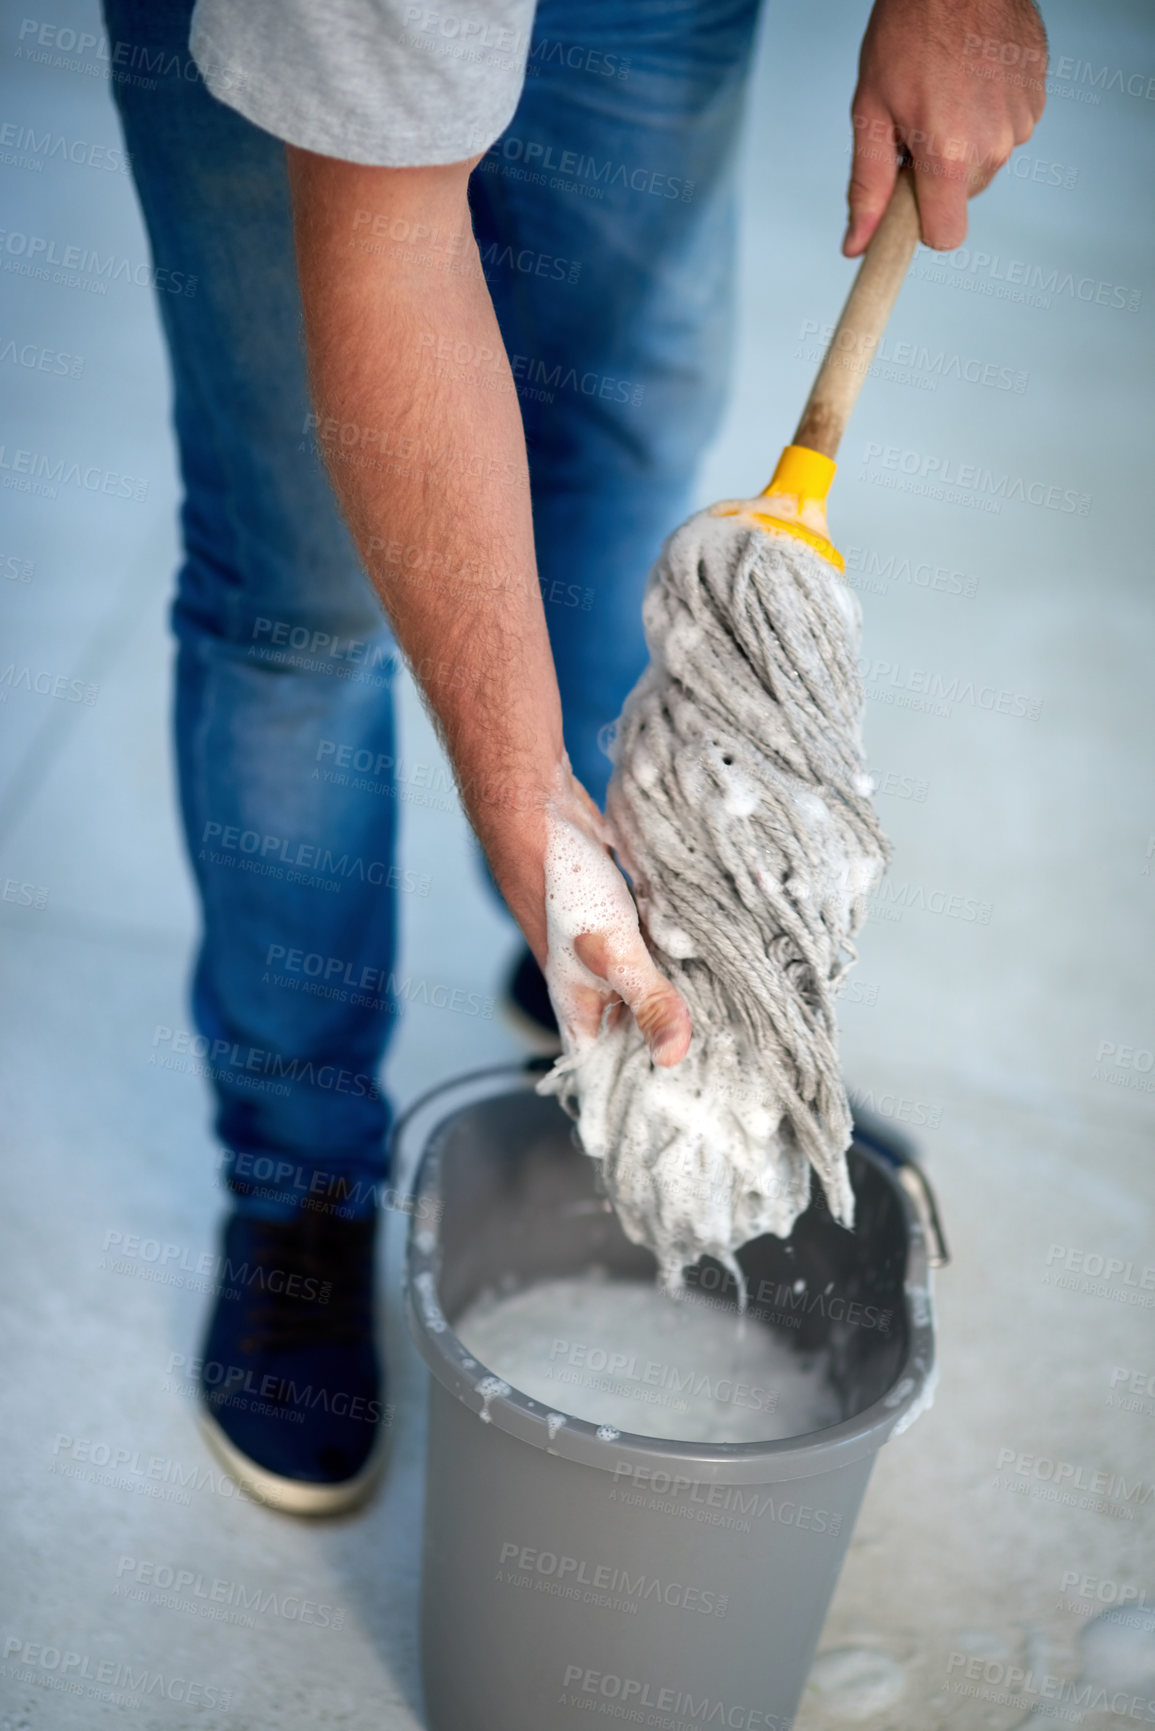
[196,1405,387,1518]
[499,994,563,1058]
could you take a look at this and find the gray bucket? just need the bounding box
[401,1064,944,1731]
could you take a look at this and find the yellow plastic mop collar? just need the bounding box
[711,169,925,578]
[712,444,844,573]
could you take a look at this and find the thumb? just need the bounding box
[844,100,899,257]
[573,931,692,1068]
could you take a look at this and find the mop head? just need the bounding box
[538,504,890,1290]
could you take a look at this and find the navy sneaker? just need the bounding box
[501,946,561,1056]
[196,1210,387,1515]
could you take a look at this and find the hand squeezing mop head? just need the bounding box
[540,171,923,1290]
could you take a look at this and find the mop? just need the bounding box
[539,170,922,1291]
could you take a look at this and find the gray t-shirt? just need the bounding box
[190,0,537,166]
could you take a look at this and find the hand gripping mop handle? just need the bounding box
[744,167,921,572]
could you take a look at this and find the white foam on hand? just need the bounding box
[540,762,691,1068]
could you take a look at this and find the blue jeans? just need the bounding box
[105,0,761,1217]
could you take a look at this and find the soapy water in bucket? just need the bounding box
[456,1271,841,1444]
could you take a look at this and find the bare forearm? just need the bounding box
[284,147,689,1063]
[285,147,563,958]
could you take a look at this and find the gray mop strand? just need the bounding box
[538,504,890,1291]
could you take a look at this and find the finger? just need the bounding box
[1020,24,1049,120]
[914,115,1020,245]
[1010,94,1041,143]
[908,145,970,251]
[558,975,616,1046]
[561,983,630,1048]
[843,98,899,257]
[573,931,692,1068]
[970,124,1019,195]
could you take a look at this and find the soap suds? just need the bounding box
[1079,1605,1155,1692]
[1009,1607,1155,1730]
[540,509,888,1287]
[540,789,650,1053]
[887,1273,936,1436]
[475,1374,510,1424]
[806,1647,907,1720]
[456,1273,840,1444]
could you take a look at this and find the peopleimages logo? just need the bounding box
[2,1634,234,1711]
[0,120,132,173]
[0,444,147,500]
[102,1232,330,1301]
[114,1554,347,1629]
[0,663,98,704]
[861,657,1043,721]
[0,337,85,377]
[149,1026,381,1099]
[914,244,1142,311]
[859,443,1092,515]
[49,1433,244,1503]
[198,821,395,889]
[797,318,1028,393]
[14,17,209,84]
[483,136,695,202]
[845,544,978,599]
[558,1664,793,1730]
[400,5,529,55]
[1045,1244,1155,1290]
[945,1651,1155,1722]
[866,881,992,928]
[993,1447,1153,1519]
[174,1354,387,1426]
[680,1263,892,1332]
[546,1336,776,1414]
[527,36,630,80]
[1057,1569,1153,1613]
[0,228,195,295]
[1091,1039,1155,1094]
[496,1541,728,1617]
[1109,1365,1155,1404]
[608,1463,843,1538]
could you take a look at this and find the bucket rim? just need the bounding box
[400,1065,937,1485]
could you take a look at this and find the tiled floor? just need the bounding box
[1,1,1152,1726]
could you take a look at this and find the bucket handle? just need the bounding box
[872,1146,950,1269]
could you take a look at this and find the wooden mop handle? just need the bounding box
[792,167,921,461]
